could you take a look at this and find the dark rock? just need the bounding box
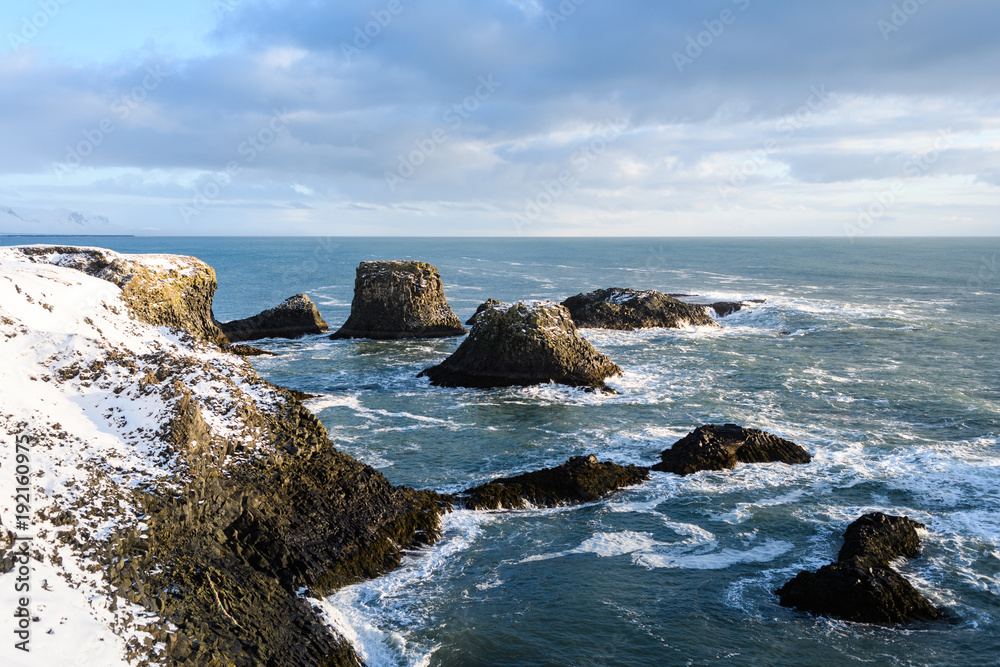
[419,300,621,391]
[219,294,328,342]
[561,288,718,330]
[224,344,278,357]
[466,298,501,325]
[463,455,649,510]
[709,301,743,317]
[331,261,466,339]
[652,424,811,475]
[776,512,942,625]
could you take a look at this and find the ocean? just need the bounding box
[5,236,999,666]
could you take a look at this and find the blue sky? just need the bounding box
[1,0,997,236]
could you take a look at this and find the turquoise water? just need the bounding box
[7,237,1000,666]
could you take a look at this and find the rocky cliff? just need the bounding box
[219,293,329,342]
[331,261,466,339]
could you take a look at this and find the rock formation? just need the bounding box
[465,298,501,325]
[777,513,942,625]
[219,293,329,342]
[652,423,811,475]
[561,288,718,330]
[0,246,447,666]
[331,260,467,339]
[463,455,650,510]
[419,300,622,391]
[15,245,228,345]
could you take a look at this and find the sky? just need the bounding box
[0,0,997,236]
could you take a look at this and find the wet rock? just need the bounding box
[219,294,328,342]
[776,513,942,625]
[463,455,649,510]
[15,245,228,345]
[561,288,718,330]
[331,260,466,339]
[652,423,811,475]
[419,300,621,390]
[223,344,279,357]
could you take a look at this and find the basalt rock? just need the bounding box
[331,260,466,339]
[223,343,279,357]
[465,298,501,326]
[15,245,228,345]
[652,423,811,475]
[561,288,719,330]
[776,513,942,625]
[463,455,649,510]
[419,300,621,391]
[219,294,329,342]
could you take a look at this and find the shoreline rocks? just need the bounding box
[331,260,467,339]
[462,455,649,510]
[652,424,811,475]
[219,293,329,342]
[561,288,719,330]
[777,513,942,625]
[419,300,622,391]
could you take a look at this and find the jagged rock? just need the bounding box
[224,343,279,357]
[219,294,328,342]
[15,245,228,344]
[776,513,942,625]
[561,288,719,330]
[466,298,501,325]
[331,260,466,339]
[463,455,649,510]
[652,423,811,475]
[419,300,621,390]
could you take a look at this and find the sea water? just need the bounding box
[6,236,999,666]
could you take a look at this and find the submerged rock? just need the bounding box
[777,513,942,625]
[463,455,649,510]
[561,287,719,330]
[219,293,329,342]
[331,260,467,339]
[15,245,228,344]
[652,423,811,475]
[419,300,622,390]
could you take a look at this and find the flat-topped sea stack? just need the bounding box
[419,300,621,390]
[777,513,942,625]
[219,293,328,342]
[652,423,811,475]
[561,287,719,330]
[463,455,650,510]
[331,260,467,339]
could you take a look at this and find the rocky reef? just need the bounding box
[419,300,622,391]
[462,455,649,510]
[15,245,228,345]
[0,246,446,666]
[331,260,466,339]
[219,293,329,342]
[561,288,719,330]
[777,513,942,625]
[652,424,811,475]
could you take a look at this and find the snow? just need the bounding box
[0,246,285,666]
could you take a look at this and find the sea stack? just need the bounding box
[331,260,467,339]
[219,293,329,342]
[419,300,622,390]
[652,423,811,475]
[561,287,718,330]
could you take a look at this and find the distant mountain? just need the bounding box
[1,205,127,235]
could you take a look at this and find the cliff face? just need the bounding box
[16,245,229,345]
[331,260,467,339]
[419,300,622,390]
[0,246,444,666]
